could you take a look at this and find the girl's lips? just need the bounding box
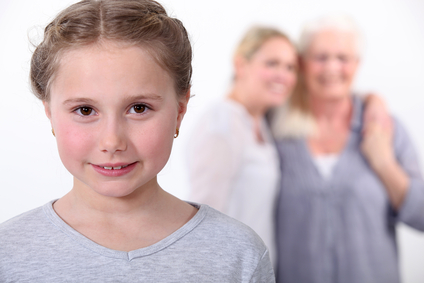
[91,162,137,177]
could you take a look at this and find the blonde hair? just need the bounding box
[30,0,192,101]
[271,75,316,139]
[234,26,293,61]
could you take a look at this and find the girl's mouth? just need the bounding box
[100,164,130,170]
[92,162,137,177]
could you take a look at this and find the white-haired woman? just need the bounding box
[273,15,424,283]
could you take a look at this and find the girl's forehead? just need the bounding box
[50,42,176,103]
[59,41,143,62]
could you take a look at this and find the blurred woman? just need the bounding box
[273,15,424,283]
[187,26,298,265]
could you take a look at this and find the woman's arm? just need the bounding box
[362,93,392,130]
[187,132,241,212]
[361,120,409,210]
[186,106,245,212]
[361,93,411,210]
[361,117,424,231]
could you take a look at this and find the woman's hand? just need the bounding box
[361,120,394,172]
[362,93,392,131]
[361,119,409,211]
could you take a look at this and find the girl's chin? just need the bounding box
[91,187,139,198]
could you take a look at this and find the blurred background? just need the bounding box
[0,0,423,281]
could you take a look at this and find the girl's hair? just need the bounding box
[234,26,293,61]
[30,0,192,101]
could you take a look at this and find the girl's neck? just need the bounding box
[57,176,162,218]
[53,177,197,252]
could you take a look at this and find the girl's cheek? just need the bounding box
[57,123,94,151]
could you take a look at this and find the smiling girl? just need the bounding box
[0,0,274,281]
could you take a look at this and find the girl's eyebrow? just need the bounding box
[62,94,163,105]
[123,94,163,102]
[63,98,96,105]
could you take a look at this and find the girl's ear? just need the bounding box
[43,101,52,120]
[176,89,191,127]
[43,101,54,131]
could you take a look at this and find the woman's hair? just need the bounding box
[298,14,364,57]
[234,26,293,61]
[30,0,192,101]
[272,14,363,139]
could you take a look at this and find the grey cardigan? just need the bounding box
[275,96,424,283]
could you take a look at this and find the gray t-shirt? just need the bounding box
[0,201,275,282]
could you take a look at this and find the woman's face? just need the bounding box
[302,30,359,99]
[44,42,189,198]
[238,37,298,111]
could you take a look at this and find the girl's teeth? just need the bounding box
[102,165,130,170]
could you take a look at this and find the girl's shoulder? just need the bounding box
[180,203,274,280]
[193,203,268,250]
[0,202,54,266]
[0,203,48,238]
[0,202,274,282]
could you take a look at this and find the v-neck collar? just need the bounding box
[43,200,207,261]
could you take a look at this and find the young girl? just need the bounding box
[0,0,274,281]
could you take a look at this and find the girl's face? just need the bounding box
[302,30,359,100]
[44,42,189,198]
[238,37,298,111]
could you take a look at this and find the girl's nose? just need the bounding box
[98,120,127,154]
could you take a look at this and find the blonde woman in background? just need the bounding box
[273,15,424,283]
[187,26,298,266]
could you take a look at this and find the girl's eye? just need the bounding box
[130,104,147,114]
[75,107,95,116]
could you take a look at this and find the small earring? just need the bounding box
[52,129,55,137]
[174,128,179,138]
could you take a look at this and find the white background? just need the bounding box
[1,0,423,282]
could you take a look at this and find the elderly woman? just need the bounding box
[273,15,424,283]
